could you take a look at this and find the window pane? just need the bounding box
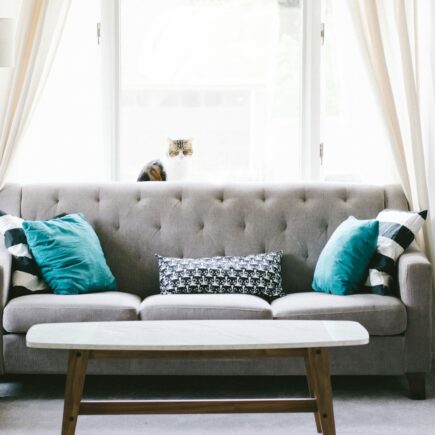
[8,0,105,183]
[119,0,302,181]
[321,0,396,184]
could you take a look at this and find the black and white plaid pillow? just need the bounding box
[157,251,284,299]
[365,209,427,295]
[0,211,66,298]
[0,211,49,298]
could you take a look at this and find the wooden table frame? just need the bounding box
[61,347,335,435]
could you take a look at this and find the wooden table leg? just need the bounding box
[62,350,89,435]
[304,350,322,433]
[309,348,335,435]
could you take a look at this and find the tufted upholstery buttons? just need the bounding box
[17,183,401,299]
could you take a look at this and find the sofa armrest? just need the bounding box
[397,248,432,373]
[0,244,12,309]
[0,243,11,374]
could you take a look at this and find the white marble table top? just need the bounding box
[26,320,369,351]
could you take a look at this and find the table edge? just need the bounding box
[26,337,370,351]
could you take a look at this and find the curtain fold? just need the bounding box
[349,0,434,261]
[0,0,71,185]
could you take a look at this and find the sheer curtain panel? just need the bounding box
[349,0,434,258]
[0,0,71,185]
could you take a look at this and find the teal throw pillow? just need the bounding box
[22,213,117,295]
[312,216,379,295]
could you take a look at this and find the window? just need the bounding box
[9,0,396,185]
[118,0,302,182]
[8,0,105,182]
[320,0,396,183]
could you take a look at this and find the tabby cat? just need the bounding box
[137,138,193,182]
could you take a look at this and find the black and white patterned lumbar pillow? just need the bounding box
[157,251,284,299]
[365,209,427,295]
[0,211,50,298]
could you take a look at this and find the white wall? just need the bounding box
[0,1,21,135]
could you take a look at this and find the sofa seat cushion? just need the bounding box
[139,294,272,320]
[271,292,406,336]
[3,292,141,333]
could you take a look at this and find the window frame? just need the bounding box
[101,0,323,181]
[101,0,120,181]
[301,0,322,180]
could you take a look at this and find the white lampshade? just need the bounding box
[0,18,15,67]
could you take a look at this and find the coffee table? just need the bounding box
[26,320,368,435]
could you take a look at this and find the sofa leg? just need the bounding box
[406,373,426,400]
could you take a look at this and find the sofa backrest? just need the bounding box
[0,182,408,298]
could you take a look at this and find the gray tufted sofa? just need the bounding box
[0,182,431,398]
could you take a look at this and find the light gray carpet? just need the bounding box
[1,369,435,435]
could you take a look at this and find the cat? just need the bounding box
[137,159,166,181]
[137,138,193,182]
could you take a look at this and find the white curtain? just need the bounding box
[347,0,434,261]
[0,0,71,185]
